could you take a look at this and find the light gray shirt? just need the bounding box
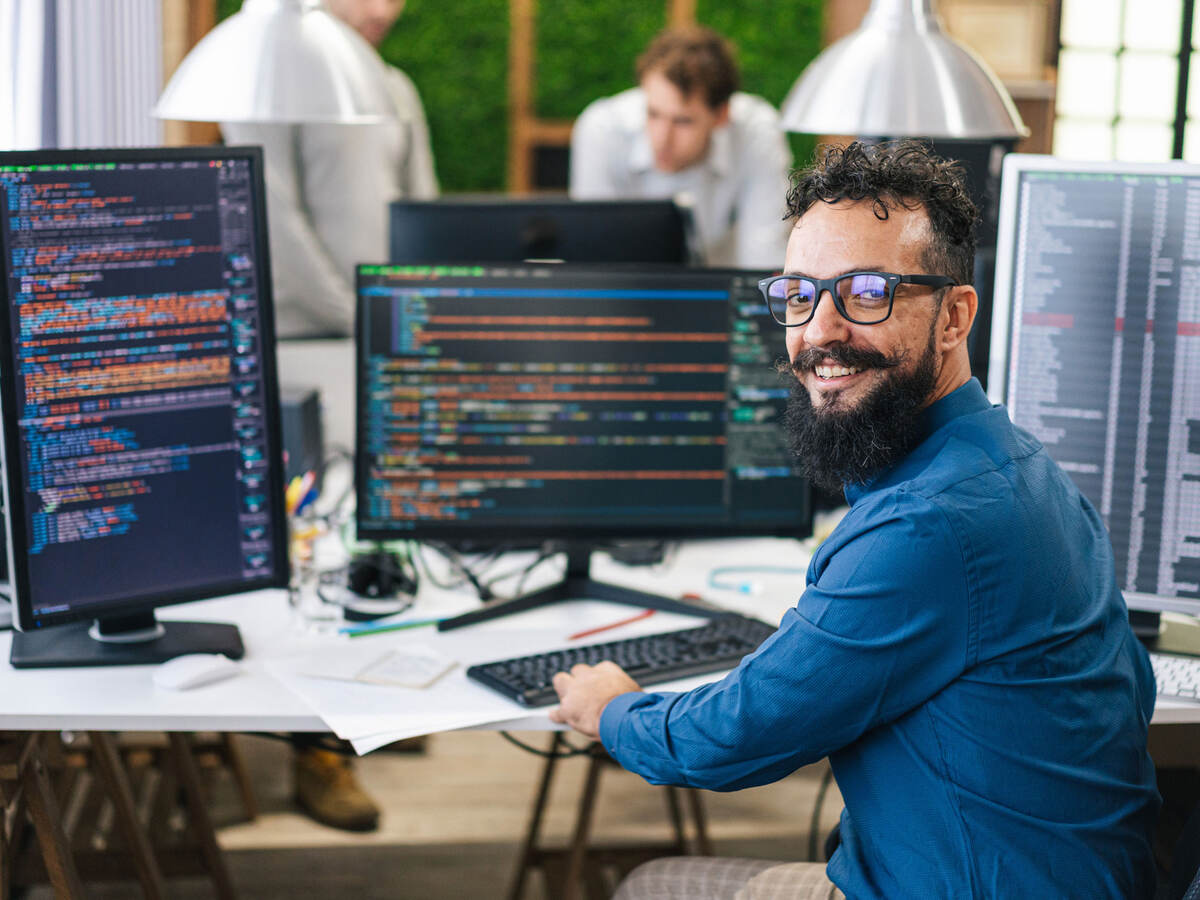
[222,66,438,338]
[569,87,792,269]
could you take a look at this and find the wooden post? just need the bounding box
[668,0,697,26]
[161,0,222,146]
[507,0,536,192]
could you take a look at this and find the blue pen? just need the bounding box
[339,617,442,637]
[294,486,320,515]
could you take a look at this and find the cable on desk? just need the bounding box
[499,731,592,758]
[708,565,808,594]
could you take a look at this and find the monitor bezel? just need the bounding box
[988,153,1200,406]
[388,198,694,266]
[353,263,810,545]
[0,144,291,632]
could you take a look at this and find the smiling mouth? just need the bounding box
[814,364,862,380]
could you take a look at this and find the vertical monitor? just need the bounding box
[0,146,289,665]
[355,264,809,545]
[989,154,1200,617]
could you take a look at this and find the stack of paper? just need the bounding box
[264,624,572,754]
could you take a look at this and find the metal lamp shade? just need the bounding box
[781,0,1027,140]
[154,0,394,124]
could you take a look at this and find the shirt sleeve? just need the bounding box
[598,493,972,791]
[569,99,623,199]
[221,122,356,338]
[732,107,793,269]
[388,69,439,200]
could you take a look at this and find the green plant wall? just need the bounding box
[216,0,823,192]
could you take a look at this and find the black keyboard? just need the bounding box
[466,614,777,707]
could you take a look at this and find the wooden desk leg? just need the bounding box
[220,735,258,821]
[167,733,236,900]
[87,732,168,899]
[22,734,87,899]
[507,733,564,900]
[686,789,713,856]
[561,749,605,900]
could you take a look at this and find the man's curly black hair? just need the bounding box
[786,140,979,288]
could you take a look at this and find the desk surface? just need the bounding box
[0,539,803,735]
[1,537,1196,735]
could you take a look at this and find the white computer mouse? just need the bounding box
[152,653,241,691]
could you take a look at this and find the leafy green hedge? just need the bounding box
[215,0,823,191]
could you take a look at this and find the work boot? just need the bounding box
[293,747,380,832]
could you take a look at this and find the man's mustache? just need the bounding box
[775,343,904,379]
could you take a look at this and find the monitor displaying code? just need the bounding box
[355,265,810,542]
[0,150,286,624]
[991,158,1200,612]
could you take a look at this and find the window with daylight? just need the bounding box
[1055,0,1199,161]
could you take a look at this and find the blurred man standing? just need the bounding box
[222,0,437,339]
[570,26,791,269]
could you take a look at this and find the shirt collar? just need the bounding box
[843,377,991,505]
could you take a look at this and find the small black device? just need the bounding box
[389,198,694,265]
[347,550,416,599]
[466,614,777,707]
[0,146,289,667]
[280,386,324,491]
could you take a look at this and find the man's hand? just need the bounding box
[548,662,641,740]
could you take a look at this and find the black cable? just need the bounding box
[808,763,836,861]
[499,730,592,758]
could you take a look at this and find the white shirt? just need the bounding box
[222,66,438,339]
[569,87,792,269]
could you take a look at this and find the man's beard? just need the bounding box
[779,330,939,494]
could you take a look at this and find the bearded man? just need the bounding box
[550,141,1160,899]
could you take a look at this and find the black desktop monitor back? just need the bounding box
[355,264,810,546]
[0,146,289,666]
[989,154,1200,621]
[388,199,693,266]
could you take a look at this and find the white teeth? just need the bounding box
[815,365,861,379]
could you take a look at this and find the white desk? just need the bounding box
[0,539,805,737]
[0,536,1196,734]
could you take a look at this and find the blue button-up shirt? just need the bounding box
[599,378,1159,899]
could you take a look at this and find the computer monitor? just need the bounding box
[356,264,810,629]
[989,154,1200,638]
[388,198,694,266]
[0,146,289,667]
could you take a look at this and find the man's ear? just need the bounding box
[940,285,978,351]
[712,101,731,129]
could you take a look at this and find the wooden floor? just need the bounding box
[22,730,844,898]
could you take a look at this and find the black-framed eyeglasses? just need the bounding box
[757,271,958,327]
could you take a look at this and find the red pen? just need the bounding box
[568,608,655,641]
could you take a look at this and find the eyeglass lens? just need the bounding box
[765,274,892,325]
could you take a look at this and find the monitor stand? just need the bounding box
[9,610,244,668]
[437,542,720,632]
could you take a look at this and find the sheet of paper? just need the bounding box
[355,645,457,688]
[293,641,456,688]
[264,626,576,746]
[262,603,720,753]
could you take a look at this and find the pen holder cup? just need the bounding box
[288,514,339,630]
